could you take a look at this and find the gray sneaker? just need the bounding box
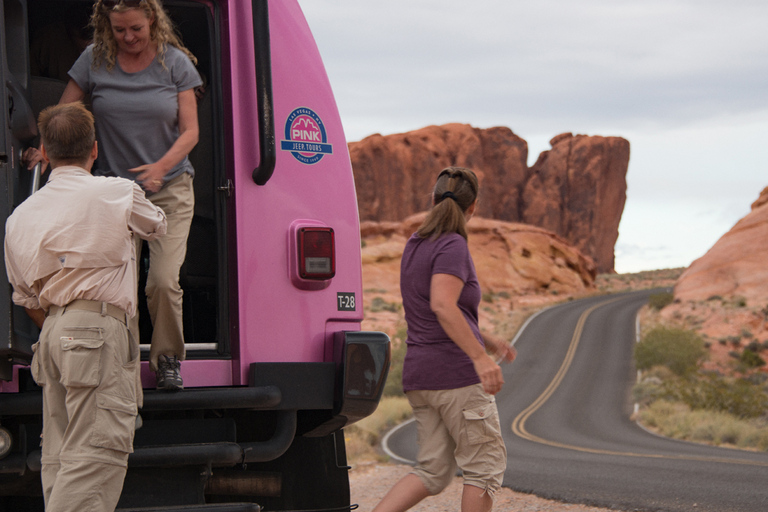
[156,355,183,391]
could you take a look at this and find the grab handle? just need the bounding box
[251,0,276,186]
[31,162,42,195]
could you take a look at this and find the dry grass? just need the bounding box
[345,396,412,464]
[637,400,768,451]
[630,271,768,452]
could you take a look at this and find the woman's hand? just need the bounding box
[497,344,517,363]
[130,88,199,194]
[22,147,48,173]
[483,333,517,364]
[129,163,167,193]
[471,353,505,395]
[20,79,86,174]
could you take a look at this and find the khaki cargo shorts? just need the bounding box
[407,383,507,497]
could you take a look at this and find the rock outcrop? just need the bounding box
[523,132,630,275]
[361,215,596,297]
[349,123,629,273]
[674,186,768,305]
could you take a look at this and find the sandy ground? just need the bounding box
[350,463,614,512]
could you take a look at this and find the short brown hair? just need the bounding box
[38,102,95,164]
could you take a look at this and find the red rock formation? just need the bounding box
[523,133,630,274]
[349,124,629,273]
[350,124,529,222]
[361,215,596,297]
[674,186,768,304]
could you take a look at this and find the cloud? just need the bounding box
[299,0,768,272]
[302,0,768,139]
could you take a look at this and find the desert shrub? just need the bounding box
[369,296,401,313]
[636,400,768,451]
[741,425,768,451]
[648,292,674,310]
[657,374,768,419]
[383,327,407,397]
[740,349,766,369]
[633,366,675,407]
[635,327,706,376]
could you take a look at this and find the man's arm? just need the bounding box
[129,184,168,241]
[5,239,44,324]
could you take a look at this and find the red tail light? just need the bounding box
[298,227,335,280]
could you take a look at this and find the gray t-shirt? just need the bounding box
[68,45,202,188]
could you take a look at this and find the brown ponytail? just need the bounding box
[417,167,479,240]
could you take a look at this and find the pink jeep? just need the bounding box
[0,1,390,510]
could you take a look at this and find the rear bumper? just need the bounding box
[116,505,260,512]
[0,331,390,473]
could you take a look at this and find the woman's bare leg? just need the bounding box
[372,473,432,512]
[461,484,493,512]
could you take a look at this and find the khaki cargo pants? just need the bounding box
[407,383,507,498]
[31,303,140,512]
[131,172,194,371]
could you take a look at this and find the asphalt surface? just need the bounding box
[383,290,768,512]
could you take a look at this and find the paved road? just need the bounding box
[384,290,768,512]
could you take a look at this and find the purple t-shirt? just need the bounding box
[400,232,484,391]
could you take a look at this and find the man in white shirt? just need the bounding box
[4,102,167,512]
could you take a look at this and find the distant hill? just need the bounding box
[665,186,768,374]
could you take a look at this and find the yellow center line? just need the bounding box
[510,296,768,468]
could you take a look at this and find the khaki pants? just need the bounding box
[407,383,507,497]
[31,304,140,512]
[132,173,194,371]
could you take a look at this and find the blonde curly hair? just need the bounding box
[90,0,197,71]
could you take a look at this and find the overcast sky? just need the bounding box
[298,0,768,273]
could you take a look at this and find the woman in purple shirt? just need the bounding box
[374,167,516,512]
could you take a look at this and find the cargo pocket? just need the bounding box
[91,392,137,453]
[462,402,500,445]
[59,328,105,387]
[30,342,44,385]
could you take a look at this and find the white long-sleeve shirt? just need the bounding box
[4,166,167,317]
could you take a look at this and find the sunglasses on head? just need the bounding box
[101,0,146,9]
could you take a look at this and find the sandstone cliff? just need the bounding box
[674,186,768,304]
[361,215,596,299]
[664,186,768,373]
[349,123,629,273]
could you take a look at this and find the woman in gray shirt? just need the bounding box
[25,0,202,390]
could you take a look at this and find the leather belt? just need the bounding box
[48,299,128,325]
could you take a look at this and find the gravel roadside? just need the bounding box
[350,463,615,512]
